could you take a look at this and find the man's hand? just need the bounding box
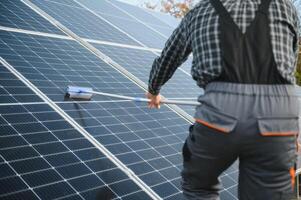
[146,92,161,109]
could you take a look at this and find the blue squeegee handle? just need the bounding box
[87,90,200,106]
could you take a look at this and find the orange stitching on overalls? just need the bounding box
[260,132,297,136]
[195,118,229,133]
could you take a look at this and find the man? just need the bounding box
[146,0,300,199]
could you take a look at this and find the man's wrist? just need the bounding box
[148,86,160,96]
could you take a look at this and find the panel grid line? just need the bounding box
[0,25,162,52]
[64,103,185,192]
[0,112,86,200]
[0,25,72,40]
[106,0,168,39]
[0,65,151,200]
[0,155,42,199]
[72,0,150,49]
[0,87,132,200]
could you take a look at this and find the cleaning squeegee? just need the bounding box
[66,86,200,106]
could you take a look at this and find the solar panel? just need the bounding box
[74,0,167,49]
[76,0,134,19]
[41,0,83,8]
[57,101,189,199]
[0,102,152,200]
[0,0,64,35]
[29,0,141,46]
[0,63,152,200]
[102,16,167,49]
[1,29,184,197]
[108,0,175,37]
[145,9,180,28]
[111,0,170,27]
[0,30,185,198]
[0,30,144,101]
[0,27,240,199]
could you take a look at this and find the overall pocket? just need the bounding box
[194,105,238,134]
[257,116,299,190]
[257,116,299,137]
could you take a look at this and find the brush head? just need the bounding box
[66,86,93,100]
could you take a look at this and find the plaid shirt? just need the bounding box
[148,0,300,95]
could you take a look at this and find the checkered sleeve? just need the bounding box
[293,7,300,69]
[148,13,192,95]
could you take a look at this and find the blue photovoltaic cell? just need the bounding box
[0,30,238,199]
[0,63,43,103]
[29,0,141,46]
[97,15,167,49]
[146,9,180,28]
[109,0,175,38]
[0,103,151,200]
[42,0,83,8]
[93,43,201,115]
[109,0,170,27]
[0,0,64,35]
[146,24,174,38]
[76,0,167,49]
[76,0,132,19]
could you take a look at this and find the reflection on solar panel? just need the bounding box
[145,9,180,28]
[76,0,133,19]
[0,0,64,35]
[108,0,175,38]
[76,0,167,49]
[30,0,140,46]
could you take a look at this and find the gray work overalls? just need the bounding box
[181,0,299,199]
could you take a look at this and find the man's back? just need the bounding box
[148,0,299,94]
[189,0,299,86]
